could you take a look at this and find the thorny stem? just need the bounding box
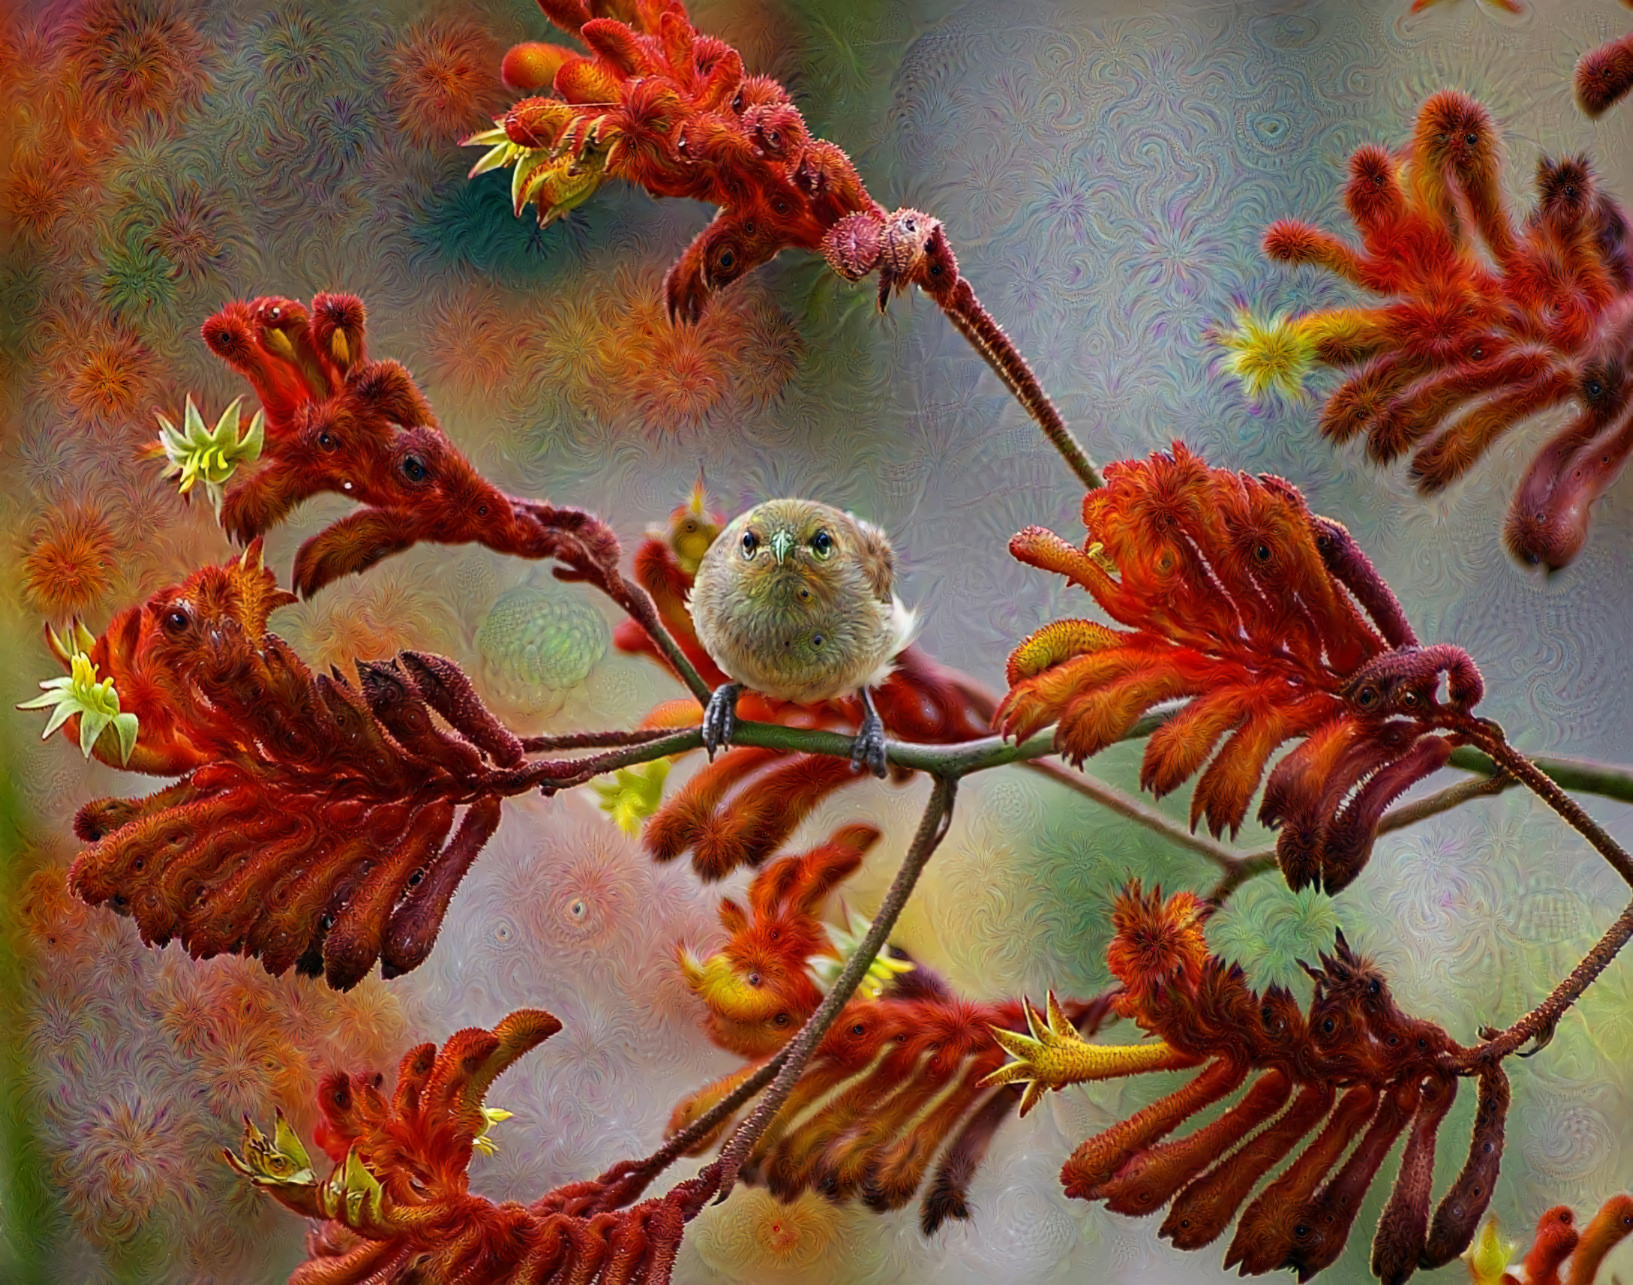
[711,774,958,1203]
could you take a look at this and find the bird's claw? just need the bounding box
[851,694,888,778]
[702,682,741,760]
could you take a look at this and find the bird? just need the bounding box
[687,498,916,778]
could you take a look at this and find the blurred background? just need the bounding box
[3,0,1632,1279]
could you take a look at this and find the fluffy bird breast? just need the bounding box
[688,499,916,705]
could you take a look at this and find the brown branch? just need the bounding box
[597,573,714,706]
[1024,758,1240,870]
[711,773,958,1203]
[518,726,682,752]
[1467,721,1633,889]
[1455,895,1633,1065]
[935,285,1102,491]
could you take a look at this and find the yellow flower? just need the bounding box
[592,758,670,835]
[154,394,265,516]
[981,990,1203,1116]
[18,647,138,764]
[1463,1215,1517,1284]
[1214,308,1317,403]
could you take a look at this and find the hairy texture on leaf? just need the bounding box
[669,881,1103,1234]
[1001,884,1511,1277]
[226,1009,719,1282]
[56,550,632,988]
[1238,90,1633,569]
[199,290,621,597]
[997,444,1483,893]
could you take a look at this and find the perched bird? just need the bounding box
[688,498,916,777]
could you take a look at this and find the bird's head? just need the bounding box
[724,498,852,589]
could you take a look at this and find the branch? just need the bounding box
[1024,758,1241,871]
[932,287,1102,491]
[1456,895,1633,1065]
[711,774,958,1203]
[597,574,714,706]
[1465,722,1633,889]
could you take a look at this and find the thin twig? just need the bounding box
[599,573,713,706]
[1024,758,1240,871]
[711,774,958,1203]
[1468,723,1633,889]
[1455,896,1633,1066]
[934,286,1102,491]
[568,1052,790,1212]
[1375,769,1515,835]
[518,726,681,752]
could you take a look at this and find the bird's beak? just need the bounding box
[770,530,795,564]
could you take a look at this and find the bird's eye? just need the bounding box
[1464,131,1479,147]
[1252,542,1272,564]
[774,1012,791,1027]
[810,529,833,559]
[850,1022,866,1036]
[317,430,338,451]
[1585,377,1606,400]
[811,635,823,647]
[1322,1017,1336,1034]
[747,972,762,988]
[476,503,489,518]
[400,454,429,483]
[681,519,697,534]
[718,247,736,271]
[162,606,191,634]
[741,531,759,558]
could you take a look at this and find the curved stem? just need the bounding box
[1468,723,1633,889]
[599,573,713,706]
[1455,896,1633,1066]
[711,774,958,1203]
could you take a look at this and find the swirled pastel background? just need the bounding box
[3,0,1632,1280]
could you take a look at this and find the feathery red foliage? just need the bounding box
[478,0,979,326]
[199,291,620,597]
[996,444,1484,893]
[1015,884,1506,1282]
[227,1009,719,1283]
[1255,90,1633,570]
[668,831,1111,1234]
[55,546,638,989]
[673,962,1104,1235]
[677,824,879,1056]
[615,525,993,879]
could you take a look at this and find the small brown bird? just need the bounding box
[687,498,916,777]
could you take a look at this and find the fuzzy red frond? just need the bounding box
[668,961,1105,1233]
[199,291,622,598]
[228,1009,718,1284]
[55,553,639,988]
[1106,882,1209,1017]
[677,825,879,1055]
[479,0,1004,328]
[1249,90,1633,567]
[1017,896,1504,1278]
[998,445,1482,887]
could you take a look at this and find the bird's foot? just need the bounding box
[702,683,742,760]
[851,690,889,778]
